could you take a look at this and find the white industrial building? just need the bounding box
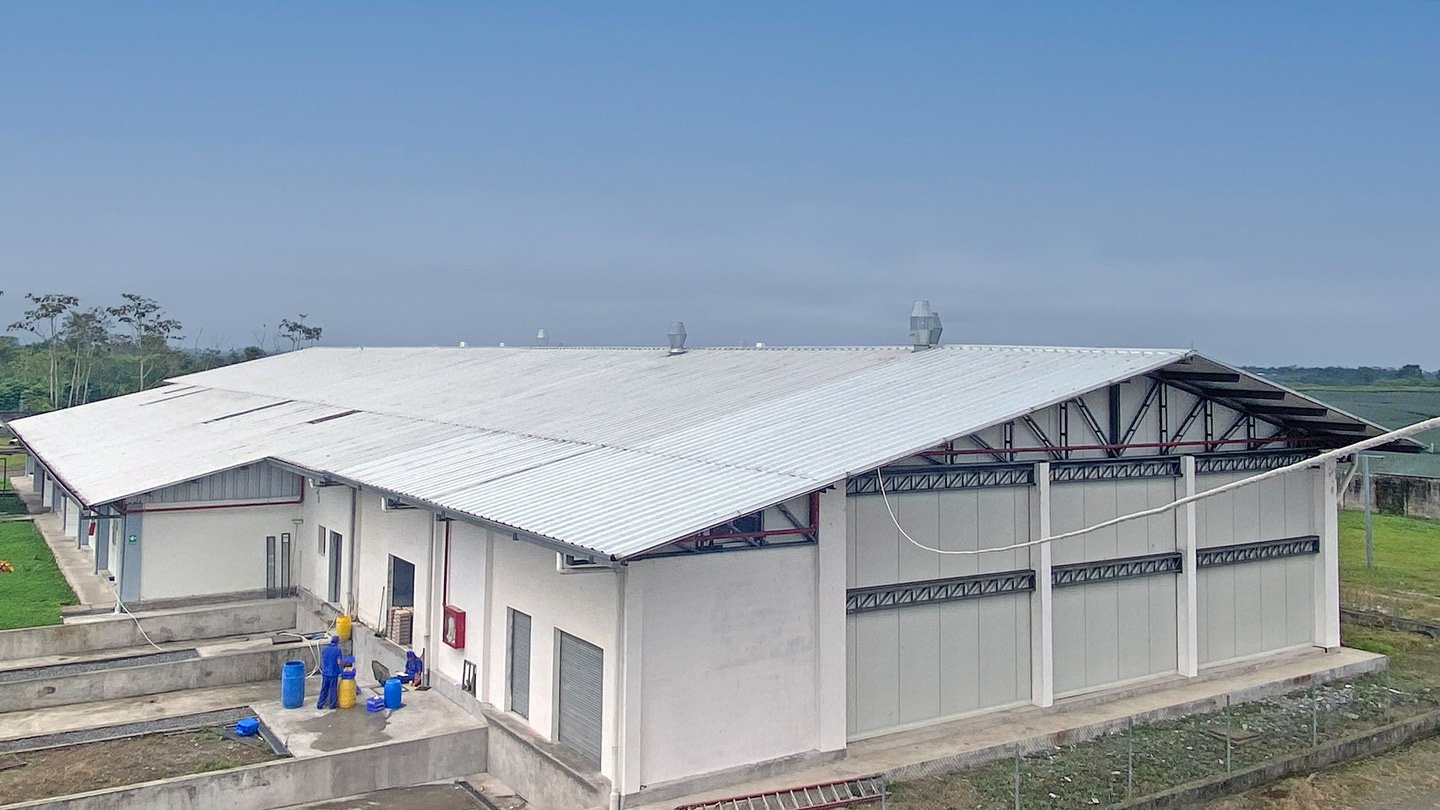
[12,324,1412,805]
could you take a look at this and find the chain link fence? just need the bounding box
[892,670,1440,809]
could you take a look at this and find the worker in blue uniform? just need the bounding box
[398,650,424,685]
[317,636,343,709]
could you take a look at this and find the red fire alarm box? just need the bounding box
[442,604,466,649]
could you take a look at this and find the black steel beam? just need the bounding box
[1198,388,1287,401]
[1197,536,1319,568]
[1248,404,1330,417]
[1155,370,1242,383]
[1290,420,1369,433]
[1052,552,1182,588]
[847,569,1036,614]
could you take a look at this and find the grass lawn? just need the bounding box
[0,520,78,630]
[1339,510,1440,623]
[0,451,26,492]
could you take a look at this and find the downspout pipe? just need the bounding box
[347,486,360,618]
[610,564,628,810]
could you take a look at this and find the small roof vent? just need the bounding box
[666,321,688,355]
[909,300,943,351]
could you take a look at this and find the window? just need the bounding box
[508,609,532,718]
[318,524,328,555]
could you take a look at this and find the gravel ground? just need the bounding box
[889,670,1440,810]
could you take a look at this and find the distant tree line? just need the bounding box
[0,291,322,412]
[1243,365,1440,387]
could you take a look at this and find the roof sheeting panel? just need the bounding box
[14,343,1398,559]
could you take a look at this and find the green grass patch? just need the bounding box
[0,451,26,492]
[1340,510,1440,599]
[0,493,26,515]
[0,520,78,630]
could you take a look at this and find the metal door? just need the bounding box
[556,631,604,765]
[328,531,343,603]
[265,533,293,598]
[508,609,532,718]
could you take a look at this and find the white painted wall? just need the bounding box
[298,483,356,606]
[354,494,434,640]
[62,495,81,539]
[629,544,822,790]
[482,533,618,776]
[136,503,301,600]
[434,520,488,686]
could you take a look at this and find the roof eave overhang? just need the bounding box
[263,457,620,567]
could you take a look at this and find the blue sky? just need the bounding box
[2,3,1436,364]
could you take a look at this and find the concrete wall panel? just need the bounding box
[632,544,822,788]
[138,504,300,601]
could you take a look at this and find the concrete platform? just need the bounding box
[0,632,305,712]
[631,646,1387,810]
[0,681,488,810]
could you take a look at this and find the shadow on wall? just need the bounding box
[1345,474,1440,521]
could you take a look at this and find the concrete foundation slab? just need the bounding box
[0,682,277,743]
[0,639,299,712]
[0,598,298,660]
[631,647,1386,810]
[255,684,484,758]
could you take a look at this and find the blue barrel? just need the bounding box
[281,660,306,709]
[384,676,402,709]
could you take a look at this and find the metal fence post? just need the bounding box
[1013,748,1022,810]
[1225,695,1233,773]
[1127,715,1135,800]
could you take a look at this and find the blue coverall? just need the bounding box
[317,638,343,709]
[399,652,423,684]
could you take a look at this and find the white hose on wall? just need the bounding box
[878,416,1440,556]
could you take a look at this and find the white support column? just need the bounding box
[1315,459,1342,650]
[1030,462,1054,708]
[814,487,849,753]
[1176,456,1199,677]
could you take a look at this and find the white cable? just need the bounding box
[878,415,1440,556]
[275,630,324,676]
[114,599,168,652]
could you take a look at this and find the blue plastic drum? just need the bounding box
[281,659,306,709]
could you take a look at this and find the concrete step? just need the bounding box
[0,598,298,661]
[0,637,304,713]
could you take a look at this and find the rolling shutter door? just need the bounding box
[557,631,604,765]
[508,609,531,718]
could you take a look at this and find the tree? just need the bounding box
[7,293,79,410]
[61,307,113,406]
[107,293,183,391]
[278,315,323,352]
[1398,364,1425,380]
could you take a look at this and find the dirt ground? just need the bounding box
[1204,734,1440,810]
[0,727,278,804]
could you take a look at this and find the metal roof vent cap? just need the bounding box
[666,321,687,355]
[909,300,943,351]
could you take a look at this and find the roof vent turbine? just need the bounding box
[909,300,944,351]
[666,321,688,355]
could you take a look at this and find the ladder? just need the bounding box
[674,774,887,810]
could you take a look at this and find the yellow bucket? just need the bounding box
[338,674,356,709]
[335,614,352,642]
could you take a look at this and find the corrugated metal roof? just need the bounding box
[14,343,1395,559]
